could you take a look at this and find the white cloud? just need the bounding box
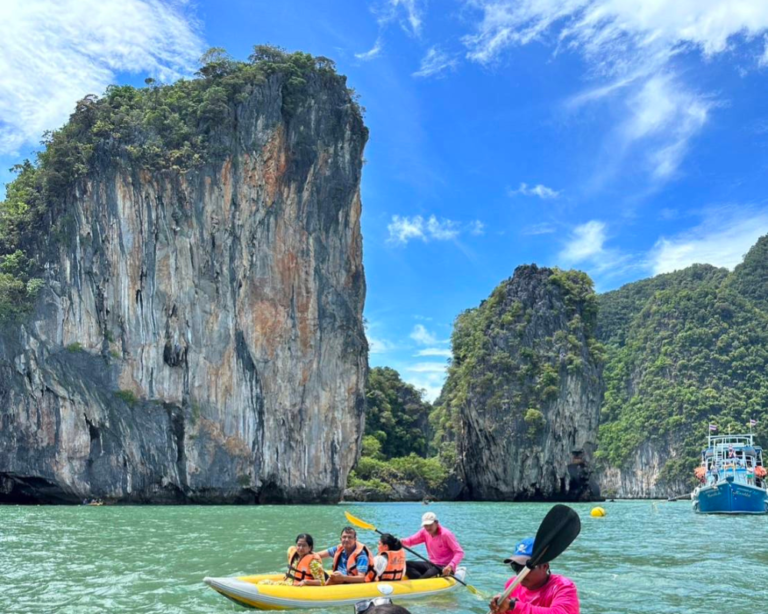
[464,1,768,68]
[463,0,768,180]
[410,324,438,346]
[365,320,397,354]
[367,334,396,354]
[408,362,449,373]
[372,0,425,37]
[649,206,768,275]
[426,216,459,240]
[510,182,560,199]
[558,219,636,279]
[469,220,485,235]
[405,362,448,402]
[389,0,424,36]
[413,47,458,78]
[404,374,444,402]
[388,215,427,243]
[356,37,383,60]
[387,214,466,244]
[623,74,711,179]
[522,222,556,235]
[560,220,607,263]
[0,0,203,155]
[762,35,768,67]
[416,348,452,357]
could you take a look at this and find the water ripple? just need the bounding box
[1,502,766,613]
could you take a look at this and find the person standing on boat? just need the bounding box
[400,512,464,579]
[489,537,579,614]
[365,533,406,583]
[318,527,374,584]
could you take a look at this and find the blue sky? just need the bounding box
[4,1,768,399]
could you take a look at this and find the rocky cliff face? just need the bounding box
[0,63,368,503]
[445,265,604,501]
[598,435,688,499]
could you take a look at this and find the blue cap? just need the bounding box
[504,537,534,564]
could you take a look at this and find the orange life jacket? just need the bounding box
[332,541,373,576]
[286,546,321,585]
[366,549,406,582]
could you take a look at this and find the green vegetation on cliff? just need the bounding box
[355,241,768,498]
[0,45,362,321]
[436,267,602,445]
[348,367,451,499]
[365,366,430,459]
[725,235,768,312]
[597,244,768,486]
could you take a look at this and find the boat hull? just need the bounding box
[204,570,465,610]
[693,481,768,514]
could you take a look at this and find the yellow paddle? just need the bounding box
[344,510,484,597]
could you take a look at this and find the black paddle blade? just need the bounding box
[529,504,581,568]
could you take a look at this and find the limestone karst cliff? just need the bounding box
[0,48,368,504]
[441,265,604,501]
[596,249,768,498]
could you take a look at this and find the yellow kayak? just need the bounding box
[203,568,466,610]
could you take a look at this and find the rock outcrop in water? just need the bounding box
[441,265,604,501]
[0,49,368,504]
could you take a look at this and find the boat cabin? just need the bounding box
[699,434,766,488]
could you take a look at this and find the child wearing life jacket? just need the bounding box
[366,534,406,583]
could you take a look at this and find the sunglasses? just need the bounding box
[354,598,392,613]
[510,562,527,573]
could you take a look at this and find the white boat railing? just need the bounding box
[700,433,765,488]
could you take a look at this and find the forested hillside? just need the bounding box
[344,367,459,501]
[353,236,768,500]
[597,239,768,496]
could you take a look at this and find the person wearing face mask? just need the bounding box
[489,537,580,614]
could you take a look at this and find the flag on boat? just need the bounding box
[708,424,718,431]
[750,419,758,427]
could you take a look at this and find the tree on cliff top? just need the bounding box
[365,366,431,459]
[0,45,363,320]
[725,235,768,312]
[437,266,602,446]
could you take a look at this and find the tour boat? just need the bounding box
[204,568,466,610]
[691,433,768,514]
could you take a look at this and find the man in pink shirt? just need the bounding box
[490,537,579,614]
[400,512,464,579]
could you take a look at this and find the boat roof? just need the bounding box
[707,434,756,445]
[703,450,758,457]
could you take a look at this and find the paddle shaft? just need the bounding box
[488,566,532,613]
[371,528,471,589]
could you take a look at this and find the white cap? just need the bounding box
[421,512,438,526]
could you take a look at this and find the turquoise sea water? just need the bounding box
[2,501,767,613]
